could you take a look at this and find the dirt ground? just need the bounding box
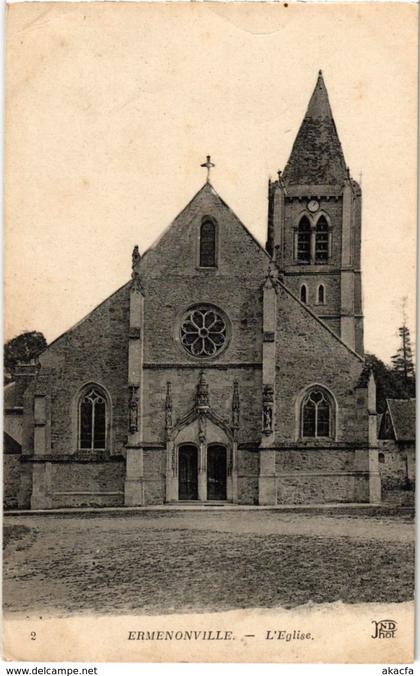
[3,510,415,617]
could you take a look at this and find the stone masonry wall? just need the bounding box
[277,474,355,504]
[275,449,357,504]
[283,198,344,268]
[38,284,130,457]
[143,368,262,445]
[4,456,21,509]
[49,461,125,508]
[274,284,368,443]
[143,450,166,504]
[237,449,259,505]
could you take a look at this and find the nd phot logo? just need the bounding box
[371,619,398,639]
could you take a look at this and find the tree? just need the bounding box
[365,352,415,413]
[391,325,415,384]
[4,331,47,383]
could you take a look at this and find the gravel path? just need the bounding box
[3,512,414,617]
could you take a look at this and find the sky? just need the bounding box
[5,2,417,364]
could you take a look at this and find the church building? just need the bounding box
[6,72,381,509]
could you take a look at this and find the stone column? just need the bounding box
[230,380,240,504]
[31,371,52,509]
[353,449,370,502]
[272,176,286,266]
[340,175,356,350]
[125,448,145,507]
[310,223,316,264]
[164,383,178,502]
[259,450,277,505]
[31,463,53,510]
[165,440,178,502]
[229,441,238,503]
[259,264,278,505]
[198,439,207,501]
[124,250,145,507]
[353,370,380,504]
[368,370,381,503]
[196,374,209,502]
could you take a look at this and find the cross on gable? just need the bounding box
[200,155,215,182]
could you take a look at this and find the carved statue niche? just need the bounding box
[128,385,139,434]
[196,371,209,411]
[262,384,274,435]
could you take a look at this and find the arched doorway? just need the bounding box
[178,444,198,500]
[207,444,227,500]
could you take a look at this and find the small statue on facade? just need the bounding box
[131,245,144,293]
[262,384,274,435]
[263,406,273,434]
[128,385,139,434]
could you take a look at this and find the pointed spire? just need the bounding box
[282,71,347,186]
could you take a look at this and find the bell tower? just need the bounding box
[266,71,363,355]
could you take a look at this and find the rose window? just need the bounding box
[180,306,227,357]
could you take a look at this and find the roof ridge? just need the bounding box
[39,281,131,356]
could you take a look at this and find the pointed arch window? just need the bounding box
[317,284,325,305]
[199,218,217,268]
[301,388,334,438]
[79,386,108,450]
[300,284,308,304]
[297,216,311,262]
[315,216,329,262]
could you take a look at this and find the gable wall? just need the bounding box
[274,286,367,443]
[38,285,130,455]
[140,185,268,443]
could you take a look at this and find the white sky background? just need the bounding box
[4,2,417,364]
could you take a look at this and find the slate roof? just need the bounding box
[282,72,348,186]
[386,398,416,442]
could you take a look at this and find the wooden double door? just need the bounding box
[178,444,227,501]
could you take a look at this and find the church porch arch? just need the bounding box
[167,417,233,503]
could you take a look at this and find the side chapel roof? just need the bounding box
[385,398,416,442]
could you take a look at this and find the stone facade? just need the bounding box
[5,73,382,509]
